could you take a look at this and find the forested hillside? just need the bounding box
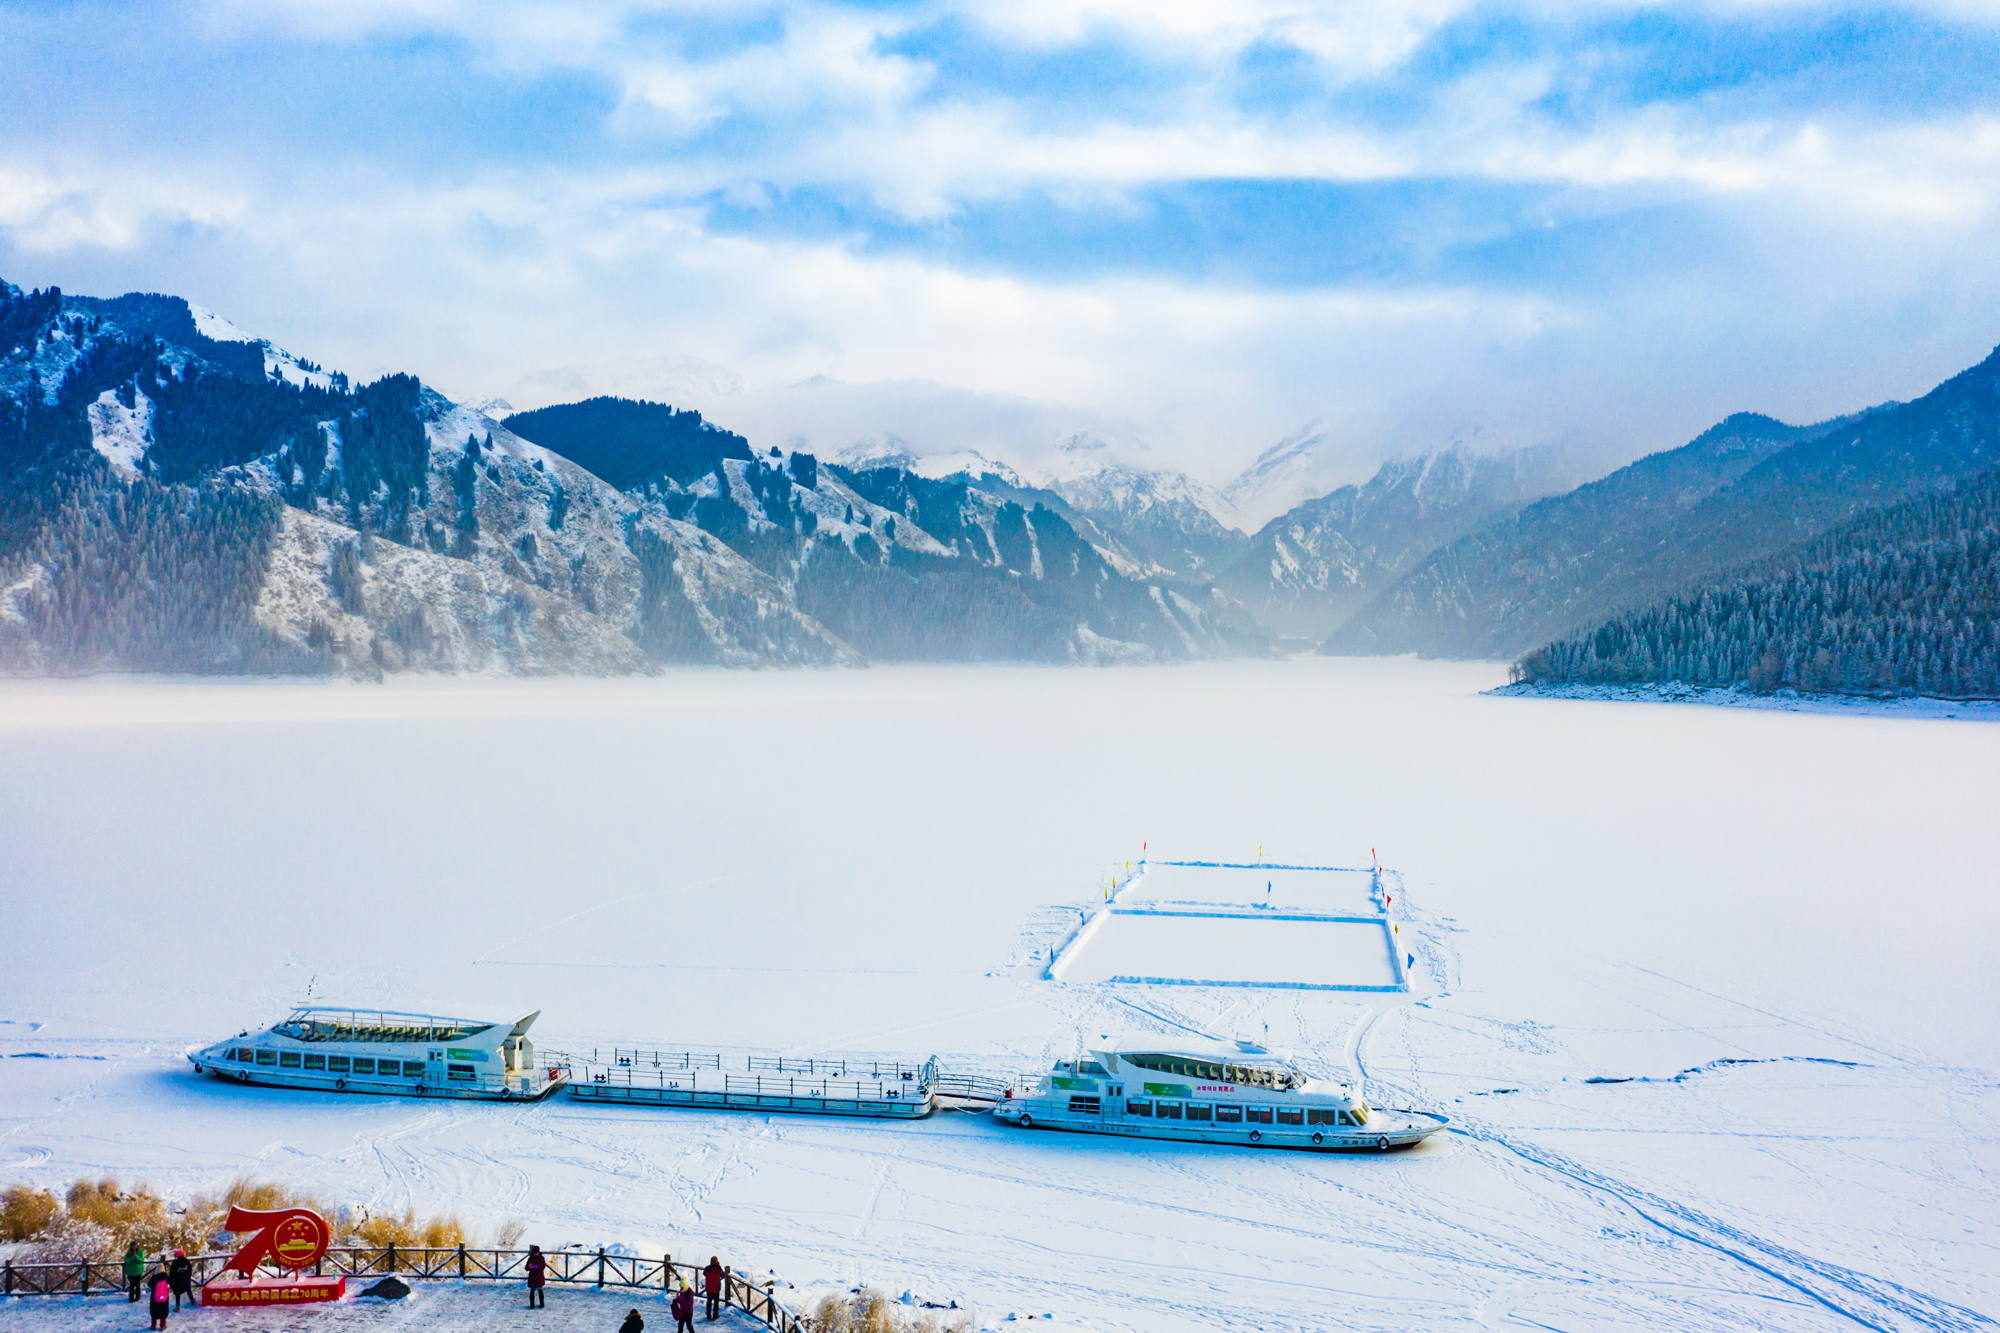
[0,280,1270,676]
[1511,467,2000,699]
[1330,346,2000,661]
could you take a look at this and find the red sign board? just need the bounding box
[203,1276,345,1307]
[206,1205,341,1308]
[220,1205,332,1276]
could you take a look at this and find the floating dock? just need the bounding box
[566,1048,1008,1119]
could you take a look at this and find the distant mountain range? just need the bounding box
[11,273,1985,690]
[1330,346,2000,668]
[0,280,1268,675]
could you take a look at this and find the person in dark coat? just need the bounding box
[526,1245,547,1308]
[670,1282,696,1333]
[148,1271,172,1330]
[167,1250,194,1310]
[619,1309,645,1333]
[702,1258,724,1321]
[123,1243,146,1301]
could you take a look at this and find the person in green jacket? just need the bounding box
[123,1244,146,1302]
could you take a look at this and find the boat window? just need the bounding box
[1078,1061,1108,1076]
[1246,1107,1273,1124]
[1276,1108,1303,1126]
[1067,1096,1101,1115]
[328,1057,350,1073]
[448,1064,476,1082]
[1125,1100,1151,1117]
[1350,1107,1368,1125]
[351,1058,376,1075]
[279,1052,302,1068]
[1185,1104,1213,1122]
[254,1050,277,1066]
[401,1061,426,1077]
[1156,1102,1183,1120]
[303,1054,326,1070]
[1214,1106,1243,1123]
[230,1048,249,1062]
[1307,1109,1335,1126]
[1336,1110,1356,1126]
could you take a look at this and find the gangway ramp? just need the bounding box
[567,1047,941,1119]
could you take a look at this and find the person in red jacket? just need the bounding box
[702,1258,724,1321]
[525,1244,547,1308]
[670,1282,696,1333]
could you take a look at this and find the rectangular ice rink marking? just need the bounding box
[1058,909,1402,990]
[1128,862,1378,914]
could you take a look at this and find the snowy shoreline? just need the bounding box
[1488,678,2000,720]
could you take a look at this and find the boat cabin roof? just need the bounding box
[268,1007,539,1046]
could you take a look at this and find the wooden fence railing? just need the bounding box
[0,1247,801,1331]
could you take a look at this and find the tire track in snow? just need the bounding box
[1477,1132,1998,1332]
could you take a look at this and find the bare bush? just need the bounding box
[806,1288,971,1333]
[0,1184,60,1241]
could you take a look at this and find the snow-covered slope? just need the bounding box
[1214,443,1597,639]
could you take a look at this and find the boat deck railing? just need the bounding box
[574,1056,934,1105]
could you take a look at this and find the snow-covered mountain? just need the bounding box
[1212,442,1596,640]
[0,281,1271,675]
[1221,422,1353,530]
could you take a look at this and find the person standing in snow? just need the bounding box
[123,1243,146,1301]
[168,1250,194,1309]
[148,1270,172,1330]
[618,1308,645,1333]
[702,1257,724,1321]
[670,1282,696,1333]
[526,1244,548,1308]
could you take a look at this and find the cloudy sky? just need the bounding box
[3,0,1997,484]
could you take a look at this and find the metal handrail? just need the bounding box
[578,1063,931,1102]
[0,1247,802,1331]
[598,1047,932,1081]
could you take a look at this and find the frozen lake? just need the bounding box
[2,658,1997,1332]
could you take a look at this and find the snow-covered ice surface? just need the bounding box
[1126,863,1378,912]
[3,659,1999,1332]
[1057,911,1400,988]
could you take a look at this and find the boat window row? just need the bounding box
[228,1048,426,1077]
[1119,1100,1368,1126]
[1117,1054,1298,1089]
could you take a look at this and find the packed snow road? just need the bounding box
[2,660,1996,1331]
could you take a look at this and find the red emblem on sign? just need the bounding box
[221,1206,332,1275]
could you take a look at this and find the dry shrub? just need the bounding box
[5,1175,468,1267]
[492,1218,526,1248]
[354,1206,466,1253]
[807,1288,971,1333]
[1,1184,60,1241]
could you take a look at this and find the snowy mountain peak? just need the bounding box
[189,304,260,344]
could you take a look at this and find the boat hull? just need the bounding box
[189,1060,565,1102]
[993,1103,1445,1150]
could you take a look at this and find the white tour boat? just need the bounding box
[993,1036,1446,1151]
[189,1007,566,1100]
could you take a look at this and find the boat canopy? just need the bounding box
[1090,1035,1307,1090]
[271,1007,497,1045]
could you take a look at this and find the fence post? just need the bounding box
[4,1259,11,1295]
[387,1244,396,1275]
[662,1255,670,1291]
[78,1261,88,1296]
[596,1248,605,1288]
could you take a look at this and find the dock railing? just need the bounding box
[0,1247,802,1331]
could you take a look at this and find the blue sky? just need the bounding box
[2,0,1997,485]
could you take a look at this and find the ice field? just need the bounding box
[2,658,1999,1331]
